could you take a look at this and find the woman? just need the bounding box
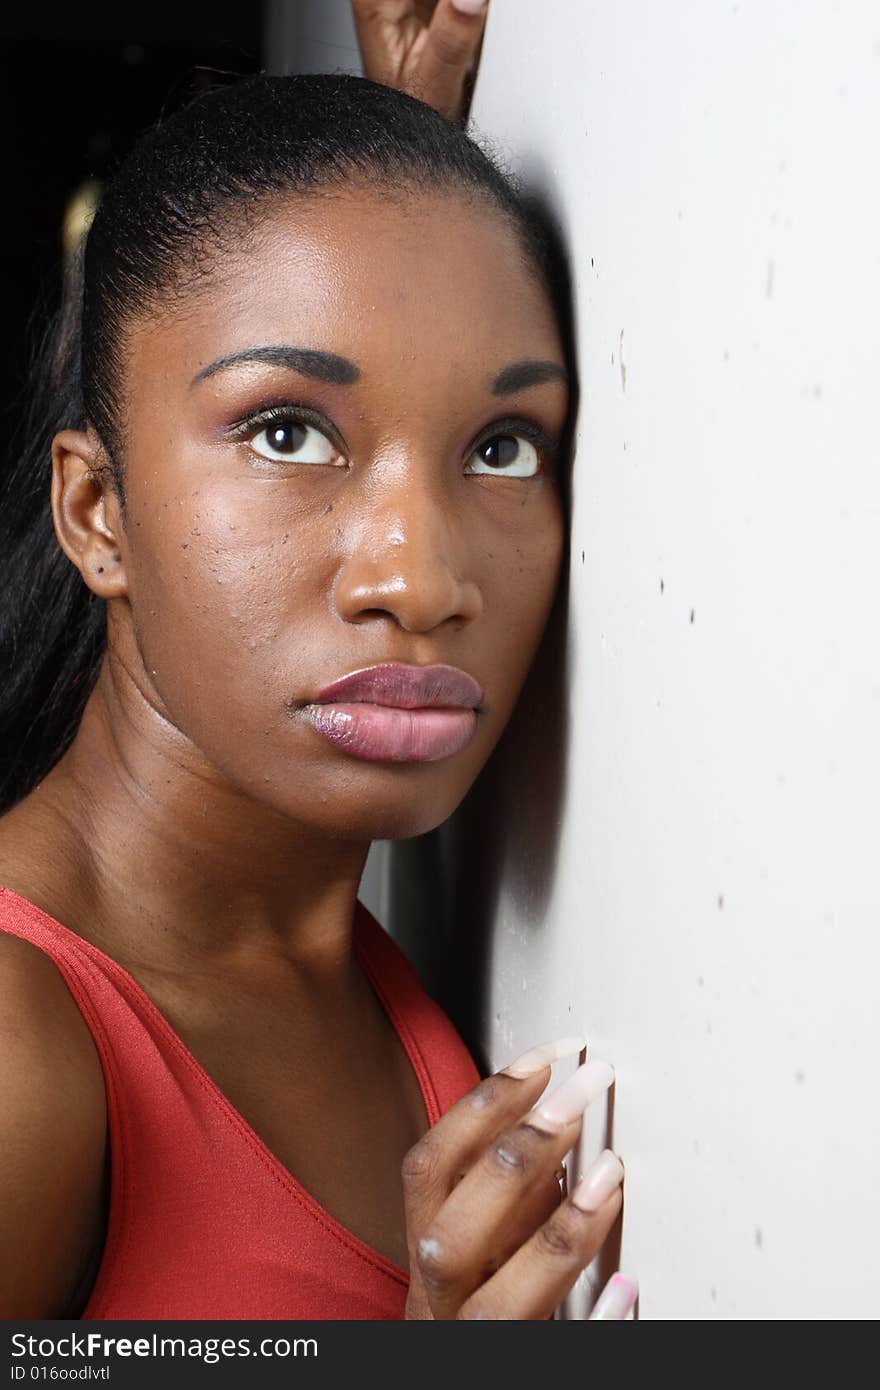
[0,7,634,1322]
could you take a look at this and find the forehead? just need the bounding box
[129,186,560,392]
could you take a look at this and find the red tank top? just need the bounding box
[0,885,482,1320]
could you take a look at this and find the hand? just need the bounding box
[351,0,489,124]
[401,1038,637,1319]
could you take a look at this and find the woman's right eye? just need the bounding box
[248,418,338,465]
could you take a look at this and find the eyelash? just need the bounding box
[228,403,344,452]
[227,402,558,472]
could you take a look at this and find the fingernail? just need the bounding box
[451,0,488,13]
[527,1058,615,1132]
[570,1150,625,1212]
[588,1272,639,1320]
[500,1035,587,1078]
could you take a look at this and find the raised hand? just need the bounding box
[351,0,490,123]
[400,1037,637,1319]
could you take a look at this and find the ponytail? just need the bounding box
[0,246,108,815]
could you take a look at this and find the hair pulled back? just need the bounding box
[0,72,566,816]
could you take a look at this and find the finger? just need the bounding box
[458,1155,627,1320]
[588,1272,640,1321]
[400,1036,585,1250]
[412,1061,615,1319]
[408,0,490,121]
[351,1,421,87]
[401,1036,586,1320]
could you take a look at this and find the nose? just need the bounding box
[331,479,483,635]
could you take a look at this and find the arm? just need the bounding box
[0,933,107,1317]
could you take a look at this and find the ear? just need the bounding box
[50,427,128,599]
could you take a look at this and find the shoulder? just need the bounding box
[0,921,108,1316]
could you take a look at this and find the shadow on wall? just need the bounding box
[386,186,580,1073]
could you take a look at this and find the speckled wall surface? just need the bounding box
[276,0,880,1318]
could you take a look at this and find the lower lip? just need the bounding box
[299,702,478,762]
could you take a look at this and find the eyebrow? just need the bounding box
[190,345,568,395]
[491,360,569,395]
[191,345,360,387]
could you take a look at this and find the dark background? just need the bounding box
[1,1,265,441]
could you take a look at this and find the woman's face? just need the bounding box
[102,185,568,840]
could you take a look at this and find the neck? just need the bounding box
[1,661,373,979]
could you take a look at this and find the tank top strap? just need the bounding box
[352,897,482,1120]
[0,884,125,1082]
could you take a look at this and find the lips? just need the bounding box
[298,662,483,763]
[310,663,483,710]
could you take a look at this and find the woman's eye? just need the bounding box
[465,433,540,478]
[248,418,338,465]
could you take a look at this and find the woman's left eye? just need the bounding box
[248,418,338,465]
[465,433,541,478]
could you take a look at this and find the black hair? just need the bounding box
[0,72,571,817]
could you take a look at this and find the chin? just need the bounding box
[334,800,461,844]
[282,780,467,844]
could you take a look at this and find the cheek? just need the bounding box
[495,494,565,625]
[124,483,312,719]
[478,495,566,706]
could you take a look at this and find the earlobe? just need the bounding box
[50,428,128,599]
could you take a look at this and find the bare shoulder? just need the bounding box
[0,925,108,1317]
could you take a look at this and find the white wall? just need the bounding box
[272,0,880,1319]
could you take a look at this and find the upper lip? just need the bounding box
[309,662,483,710]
